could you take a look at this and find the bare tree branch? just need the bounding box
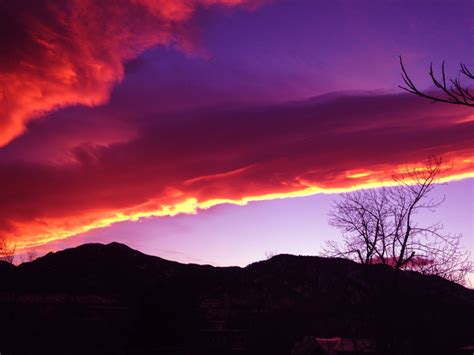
[399,56,474,107]
[322,158,474,285]
[0,235,16,264]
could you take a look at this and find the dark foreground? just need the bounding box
[0,242,473,355]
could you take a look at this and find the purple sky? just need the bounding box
[38,178,473,269]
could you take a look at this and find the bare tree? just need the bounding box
[399,56,474,107]
[323,158,473,285]
[23,249,38,263]
[0,235,16,264]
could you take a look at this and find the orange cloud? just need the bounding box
[1,93,473,249]
[9,156,474,250]
[0,0,255,147]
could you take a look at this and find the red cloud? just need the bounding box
[0,93,473,248]
[0,0,256,147]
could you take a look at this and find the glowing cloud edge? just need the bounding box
[14,168,474,250]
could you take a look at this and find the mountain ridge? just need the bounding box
[0,242,472,354]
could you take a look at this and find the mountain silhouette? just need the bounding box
[0,242,472,354]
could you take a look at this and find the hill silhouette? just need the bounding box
[0,242,472,354]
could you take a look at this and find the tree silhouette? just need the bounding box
[24,249,38,263]
[323,158,473,285]
[400,56,474,107]
[0,235,16,264]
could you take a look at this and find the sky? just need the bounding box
[0,0,473,269]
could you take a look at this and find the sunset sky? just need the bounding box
[1,0,473,267]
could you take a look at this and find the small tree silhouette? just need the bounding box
[24,249,38,263]
[323,158,473,285]
[0,235,16,264]
[399,56,474,107]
